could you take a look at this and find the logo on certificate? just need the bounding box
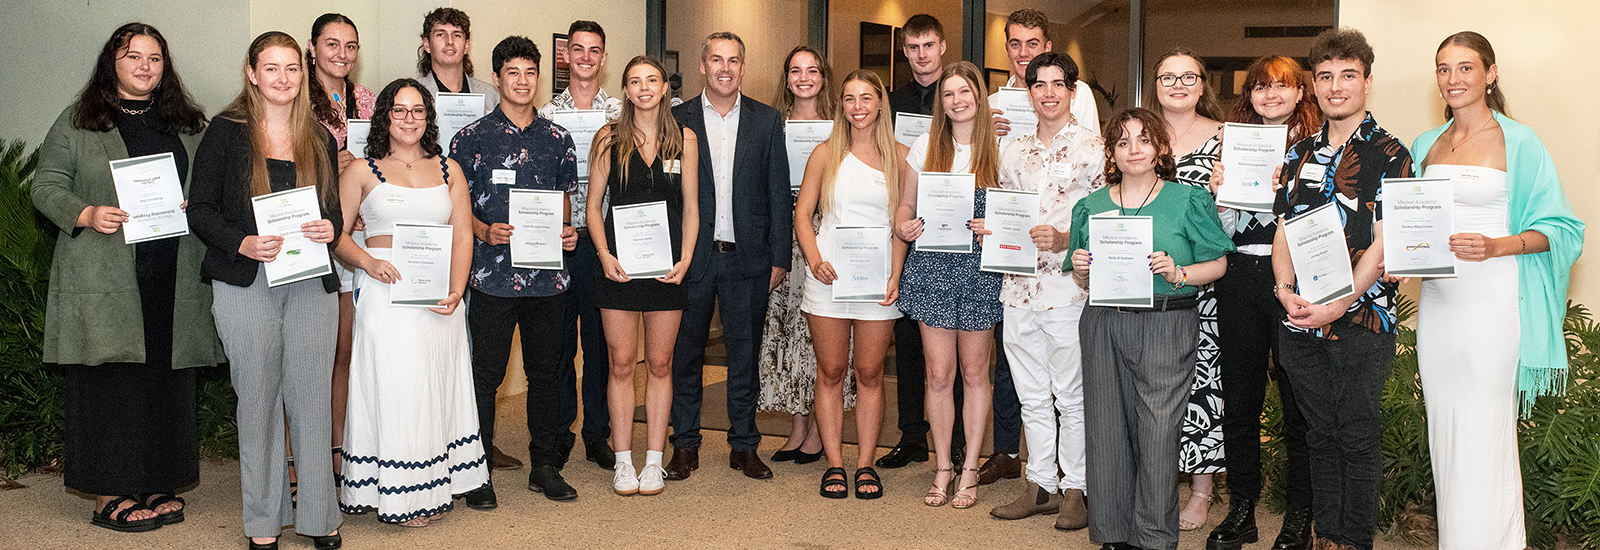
[1405,242,1431,251]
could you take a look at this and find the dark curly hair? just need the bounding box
[71,22,206,134]
[417,7,474,77]
[1309,27,1375,76]
[365,78,442,160]
[1102,108,1177,185]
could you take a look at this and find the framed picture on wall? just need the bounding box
[553,33,570,92]
[986,69,1010,92]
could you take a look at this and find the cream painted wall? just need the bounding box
[1341,0,1600,309]
[664,0,809,106]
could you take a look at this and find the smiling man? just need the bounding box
[995,9,1098,138]
[416,7,498,113]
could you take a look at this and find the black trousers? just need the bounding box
[894,317,1021,455]
[669,250,767,452]
[469,289,569,469]
[1216,254,1311,508]
[558,235,610,455]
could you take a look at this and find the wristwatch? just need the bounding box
[1272,283,1295,293]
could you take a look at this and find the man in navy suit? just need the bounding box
[663,31,792,481]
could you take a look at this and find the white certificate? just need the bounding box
[785,120,833,190]
[1216,123,1288,212]
[345,119,370,158]
[915,172,976,253]
[613,201,674,278]
[980,189,1040,275]
[389,223,453,307]
[1282,201,1355,305]
[435,93,486,151]
[508,188,565,270]
[109,152,188,244]
[993,87,1038,139]
[1382,177,1456,277]
[894,112,932,146]
[549,109,607,181]
[1087,215,1154,307]
[831,225,890,303]
[250,186,333,287]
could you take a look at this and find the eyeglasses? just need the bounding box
[389,107,428,120]
[1157,73,1201,87]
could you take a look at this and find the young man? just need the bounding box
[1271,28,1411,550]
[985,52,1101,532]
[665,32,792,482]
[994,9,1098,137]
[887,14,945,116]
[539,19,624,472]
[416,7,499,113]
[450,36,582,505]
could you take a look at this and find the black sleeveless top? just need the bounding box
[602,148,683,260]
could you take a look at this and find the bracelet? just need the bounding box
[1273,283,1295,294]
[1518,234,1526,254]
[1169,265,1188,290]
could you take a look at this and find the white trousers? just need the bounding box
[1003,302,1086,493]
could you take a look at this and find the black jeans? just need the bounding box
[1276,321,1394,550]
[1216,254,1310,508]
[469,289,569,469]
[668,250,767,452]
[558,235,610,455]
[893,317,1021,454]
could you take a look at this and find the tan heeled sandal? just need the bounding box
[951,467,980,509]
[923,468,954,507]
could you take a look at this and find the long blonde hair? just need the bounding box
[818,70,899,218]
[219,31,335,205]
[592,56,683,187]
[925,61,999,190]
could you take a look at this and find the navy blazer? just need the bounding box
[673,94,793,281]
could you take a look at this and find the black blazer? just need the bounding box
[672,94,793,281]
[187,117,343,293]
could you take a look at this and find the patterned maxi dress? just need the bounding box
[1174,134,1226,474]
[757,192,855,414]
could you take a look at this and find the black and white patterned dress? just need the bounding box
[1174,134,1226,474]
[756,192,855,414]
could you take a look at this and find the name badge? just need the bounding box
[872,175,887,187]
[1048,163,1073,180]
[666,160,681,174]
[492,169,516,185]
[1297,163,1326,184]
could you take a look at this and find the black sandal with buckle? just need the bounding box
[819,467,848,499]
[91,495,162,532]
[141,492,186,525]
[853,467,883,500]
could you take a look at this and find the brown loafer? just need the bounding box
[729,450,773,479]
[664,448,698,480]
[490,445,523,470]
[976,453,1021,485]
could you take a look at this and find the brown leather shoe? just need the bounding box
[490,445,523,470]
[976,453,1021,485]
[664,448,698,480]
[1055,488,1089,530]
[728,450,773,479]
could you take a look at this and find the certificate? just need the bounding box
[993,87,1038,139]
[250,186,333,287]
[508,189,565,270]
[548,109,607,181]
[831,226,890,303]
[1382,177,1456,277]
[980,189,1039,275]
[612,201,674,278]
[435,93,486,151]
[109,152,188,244]
[1216,123,1288,211]
[894,112,932,146]
[785,120,833,189]
[389,223,453,307]
[1282,202,1355,305]
[1087,215,1154,307]
[345,119,370,158]
[915,172,975,253]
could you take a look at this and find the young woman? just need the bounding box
[1412,31,1583,550]
[32,22,219,534]
[760,45,843,465]
[1144,47,1226,530]
[1070,108,1233,550]
[1204,55,1321,550]
[891,60,1003,509]
[587,56,699,497]
[333,79,488,527]
[187,31,344,550]
[794,69,910,500]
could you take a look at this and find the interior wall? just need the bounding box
[1341,0,1600,309]
[664,0,809,106]
[828,0,964,92]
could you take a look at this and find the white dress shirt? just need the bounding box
[701,93,741,242]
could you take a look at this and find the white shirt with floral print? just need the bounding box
[997,122,1105,311]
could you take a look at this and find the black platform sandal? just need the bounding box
[819,467,848,499]
[141,492,186,525]
[853,467,883,500]
[91,495,162,532]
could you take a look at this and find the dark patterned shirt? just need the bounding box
[1274,112,1412,338]
[450,107,579,298]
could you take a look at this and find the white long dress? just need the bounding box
[1416,164,1523,550]
[799,153,902,321]
[340,178,489,524]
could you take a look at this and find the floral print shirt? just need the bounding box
[540,87,624,229]
[449,107,579,298]
[320,84,376,150]
[997,121,1106,310]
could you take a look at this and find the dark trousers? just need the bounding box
[669,250,767,452]
[558,235,610,455]
[894,317,1021,454]
[1216,255,1311,508]
[1277,321,1394,550]
[469,289,569,469]
[991,322,1021,455]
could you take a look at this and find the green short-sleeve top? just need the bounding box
[1068,181,1236,297]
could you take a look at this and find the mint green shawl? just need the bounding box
[1411,111,1586,415]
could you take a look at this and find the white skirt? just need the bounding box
[798,272,902,321]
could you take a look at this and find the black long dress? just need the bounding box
[62,100,199,495]
[595,147,687,311]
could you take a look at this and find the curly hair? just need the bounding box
[71,22,206,134]
[1102,108,1177,185]
[417,7,474,77]
[1309,27,1374,76]
[365,78,443,160]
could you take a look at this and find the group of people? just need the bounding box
[32,5,1582,550]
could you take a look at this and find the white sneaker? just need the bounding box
[638,464,666,496]
[613,462,639,495]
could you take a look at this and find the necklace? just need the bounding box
[119,105,150,116]
[1117,180,1159,217]
[1449,116,1496,152]
[391,154,425,170]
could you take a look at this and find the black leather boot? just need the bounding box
[1205,498,1258,550]
[1272,506,1314,550]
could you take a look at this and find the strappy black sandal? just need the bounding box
[141,492,186,525]
[853,467,883,500]
[91,495,162,532]
[819,467,848,499]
